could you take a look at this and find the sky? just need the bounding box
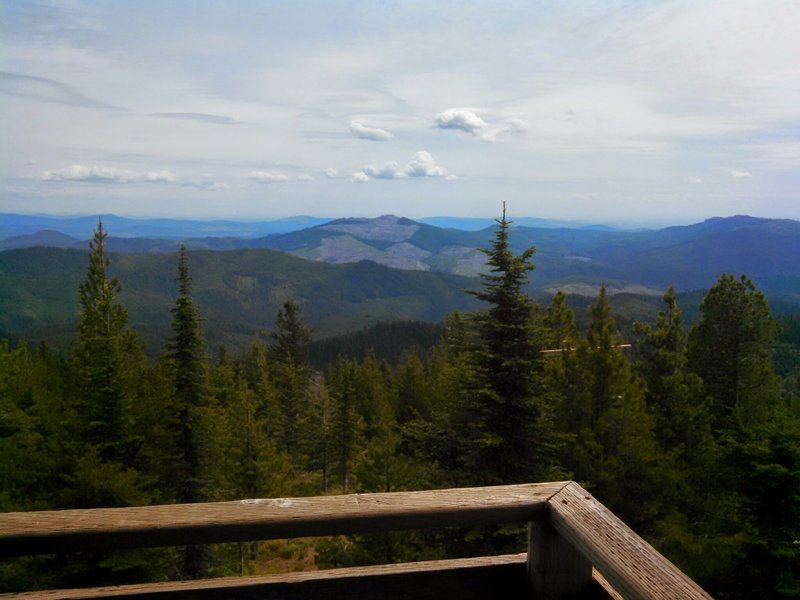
[1,0,799,226]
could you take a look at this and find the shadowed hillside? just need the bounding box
[0,247,480,353]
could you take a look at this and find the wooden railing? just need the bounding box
[0,481,711,599]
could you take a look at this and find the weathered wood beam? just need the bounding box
[1,554,531,599]
[0,482,566,557]
[547,481,712,600]
[0,555,622,599]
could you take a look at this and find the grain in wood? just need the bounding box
[0,482,565,557]
[548,482,712,600]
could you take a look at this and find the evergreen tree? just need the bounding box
[245,341,284,445]
[464,204,550,483]
[272,299,312,368]
[270,299,312,461]
[717,415,800,598]
[543,291,578,351]
[394,352,431,424]
[328,358,361,492]
[75,219,136,463]
[688,274,781,429]
[0,341,70,512]
[167,245,207,503]
[300,374,334,492]
[631,288,723,579]
[402,314,480,487]
[166,245,209,578]
[687,275,799,597]
[635,287,712,459]
[556,287,660,529]
[58,220,156,585]
[224,371,290,500]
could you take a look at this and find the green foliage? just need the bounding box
[689,273,781,428]
[269,299,312,461]
[552,286,662,529]
[635,287,713,465]
[75,220,138,463]
[462,205,554,484]
[298,375,335,492]
[165,245,212,578]
[327,358,362,492]
[0,341,72,512]
[3,219,800,598]
[632,288,718,573]
[309,320,444,369]
[166,246,209,505]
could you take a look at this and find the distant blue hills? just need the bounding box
[2,212,799,304]
[0,213,332,239]
[0,212,620,240]
[2,213,799,351]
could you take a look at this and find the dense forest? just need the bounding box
[2,214,799,598]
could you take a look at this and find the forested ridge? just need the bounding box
[2,215,799,598]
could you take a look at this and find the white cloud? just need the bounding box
[349,121,394,142]
[406,151,448,178]
[688,177,703,184]
[324,167,339,178]
[41,165,177,184]
[434,108,489,137]
[297,174,314,181]
[433,109,528,141]
[249,171,288,183]
[363,161,406,179]
[504,117,529,134]
[730,170,753,178]
[353,151,453,182]
[40,164,229,190]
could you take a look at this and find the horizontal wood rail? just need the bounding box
[0,481,712,599]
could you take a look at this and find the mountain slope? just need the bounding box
[0,247,481,353]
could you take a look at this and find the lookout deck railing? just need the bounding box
[0,481,711,599]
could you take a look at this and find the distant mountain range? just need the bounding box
[3,212,800,354]
[4,213,799,303]
[0,213,332,240]
[0,213,617,239]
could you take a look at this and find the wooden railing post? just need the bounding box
[527,519,592,598]
[547,482,713,599]
[0,481,714,599]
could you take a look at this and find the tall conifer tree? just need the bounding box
[76,218,132,462]
[269,299,312,460]
[167,245,209,578]
[555,287,660,528]
[329,358,360,492]
[688,274,780,428]
[464,204,550,484]
[687,275,799,597]
[66,219,153,584]
[635,287,711,458]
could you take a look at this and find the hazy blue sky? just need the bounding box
[1,0,798,225]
